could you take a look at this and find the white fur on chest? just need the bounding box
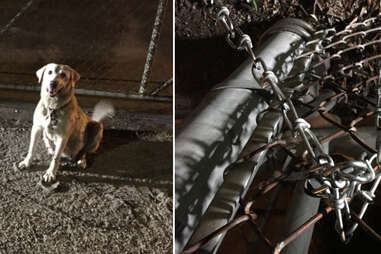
[39,107,68,141]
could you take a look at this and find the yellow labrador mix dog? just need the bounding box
[18,63,114,182]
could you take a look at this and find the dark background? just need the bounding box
[0,0,173,115]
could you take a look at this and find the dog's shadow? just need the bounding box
[25,129,172,192]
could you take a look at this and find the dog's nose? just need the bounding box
[50,81,58,89]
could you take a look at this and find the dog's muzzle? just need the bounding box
[47,81,58,97]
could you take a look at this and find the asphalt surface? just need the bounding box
[0,114,173,253]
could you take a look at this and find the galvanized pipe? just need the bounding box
[175,19,314,254]
[185,110,283,253]
[279,161,323,254]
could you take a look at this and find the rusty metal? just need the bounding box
[316,108,376,152]
[248,220,274,250]
[182,215,254,254]
[175,17,311,254]
[180,76,380,251]
[273,206,333,254]
[177,13,381,254]
[339,54,381,76]
[350,210,381,243]
[319,130,346,144]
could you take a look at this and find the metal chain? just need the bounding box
[261,71,332,164]
[258,17,381,242]
[300,18,381,241]
[214,5,381,244]
[217,7,257,61]
[305,154,378,241]
[265,66,380,242]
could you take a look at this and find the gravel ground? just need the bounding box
[0,116,173,254]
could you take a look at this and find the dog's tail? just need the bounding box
[92,100,114,122]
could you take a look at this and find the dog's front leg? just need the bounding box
[18,125,42,169]
[43,136,68,182]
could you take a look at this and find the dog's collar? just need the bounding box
[48,107,59,127]
[47,98,71,112]
[47,98,71,127]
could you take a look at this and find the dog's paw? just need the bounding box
[42,170,56,183]
[16,159,31,170]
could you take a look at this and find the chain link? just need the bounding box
[286,17,381,84]
[376,70,381,129]
[180,9,381,252]
[215,6,381,243]
[217,6,257,61]
[301,18,380,241]
[257,17,381,242]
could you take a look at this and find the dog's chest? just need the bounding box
[42,107,66,137]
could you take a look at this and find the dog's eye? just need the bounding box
[60,72,66,79]
[48,71,52,75]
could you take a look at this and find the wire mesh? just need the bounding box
[181,15,381,254]
[0,0,172,98]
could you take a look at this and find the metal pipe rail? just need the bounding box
[0,83,172,103]
[139,0,168,95]
[175,18,314,254]
[185,110,283,253]
[177,15,381,253]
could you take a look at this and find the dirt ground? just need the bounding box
[0,111,173,253]
[176,0,380,39]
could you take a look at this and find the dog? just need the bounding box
[18,63,114,182]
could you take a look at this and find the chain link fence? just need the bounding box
[0,0,172,104]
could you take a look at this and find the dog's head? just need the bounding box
[36,63,80,98]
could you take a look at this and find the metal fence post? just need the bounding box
[139,0,168,95]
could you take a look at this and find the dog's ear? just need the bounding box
[67,66,80,85]
[36,65,47,84]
